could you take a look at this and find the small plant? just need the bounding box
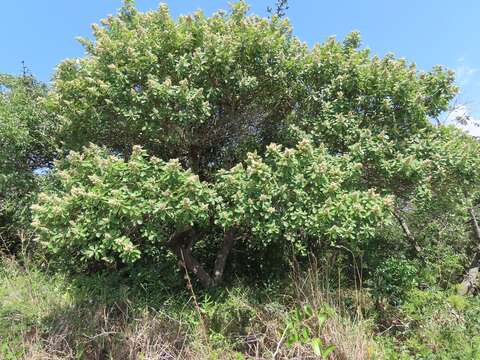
[372,257,418,304]
[283,304,336,358]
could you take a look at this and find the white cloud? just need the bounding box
[444,104,480,137]
[455,59,478,87]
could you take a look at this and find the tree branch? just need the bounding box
[213,229,236,285]
[469,207,480,242]
[167,227,239,288]
[393,209,421,254]
[167,228,213,288]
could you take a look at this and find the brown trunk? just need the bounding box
[459,207,480,295]
[167,227,238,288]
[213,229,236,285]
[469,207,480,241]
[393,209,421,254]
[458,258,479,296]
[167,228,213,288]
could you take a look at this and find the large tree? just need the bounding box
[33,1,480,288]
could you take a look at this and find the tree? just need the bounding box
[52,2,456,180]
[0,73,57,252]
[33,1,480,288]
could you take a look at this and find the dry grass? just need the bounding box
[1,256,383,359]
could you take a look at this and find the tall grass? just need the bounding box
[0,255,381,359]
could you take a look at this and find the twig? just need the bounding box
[272,326,288,359]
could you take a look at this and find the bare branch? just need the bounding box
[393,209,422,254]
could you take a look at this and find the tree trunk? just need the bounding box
[167,228,213,288]
[167,227,238,288]
[458,207,480,295]
[469,206,480,241]
[393,209,421,254]
[213,229,236,285]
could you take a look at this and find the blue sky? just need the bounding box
[2,1,479,133]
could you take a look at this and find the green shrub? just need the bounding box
[32,141,390,287]
[0,73,57,253]
[379,288,480,359]
[372,257,418,304]
[32,145,214,270]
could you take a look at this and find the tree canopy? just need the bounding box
[51,2,456,180]
[0,1,474,290]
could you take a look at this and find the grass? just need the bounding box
[1,255,479,359]
[1,256,382,359]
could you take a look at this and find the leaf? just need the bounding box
[322,344,336,358]
[285,335,296,348]
[303,304,314,318]
[302,327,310,342]
[317,313,328,327]
[311,337,322,356]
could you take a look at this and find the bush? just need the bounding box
[379,288,480,359]
[32,141,390,287]
[372,257,418,304]
[0,73,57,253]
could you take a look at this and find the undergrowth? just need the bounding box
[1,256,479,359]
[1,256,378,359]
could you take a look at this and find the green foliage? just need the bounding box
[199,288,256,346]
[32,145,214,267]
[52,1,304,177]
[32,141,391,275]
[380,288,480,359]
[0,73,57,251]
[295,41,456,151]
[372,257,418,303]
[283,304,336,358]
[349,125,480,284]
[216,139,390,253]
[51,0,458,185]
[0,74,55,189]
